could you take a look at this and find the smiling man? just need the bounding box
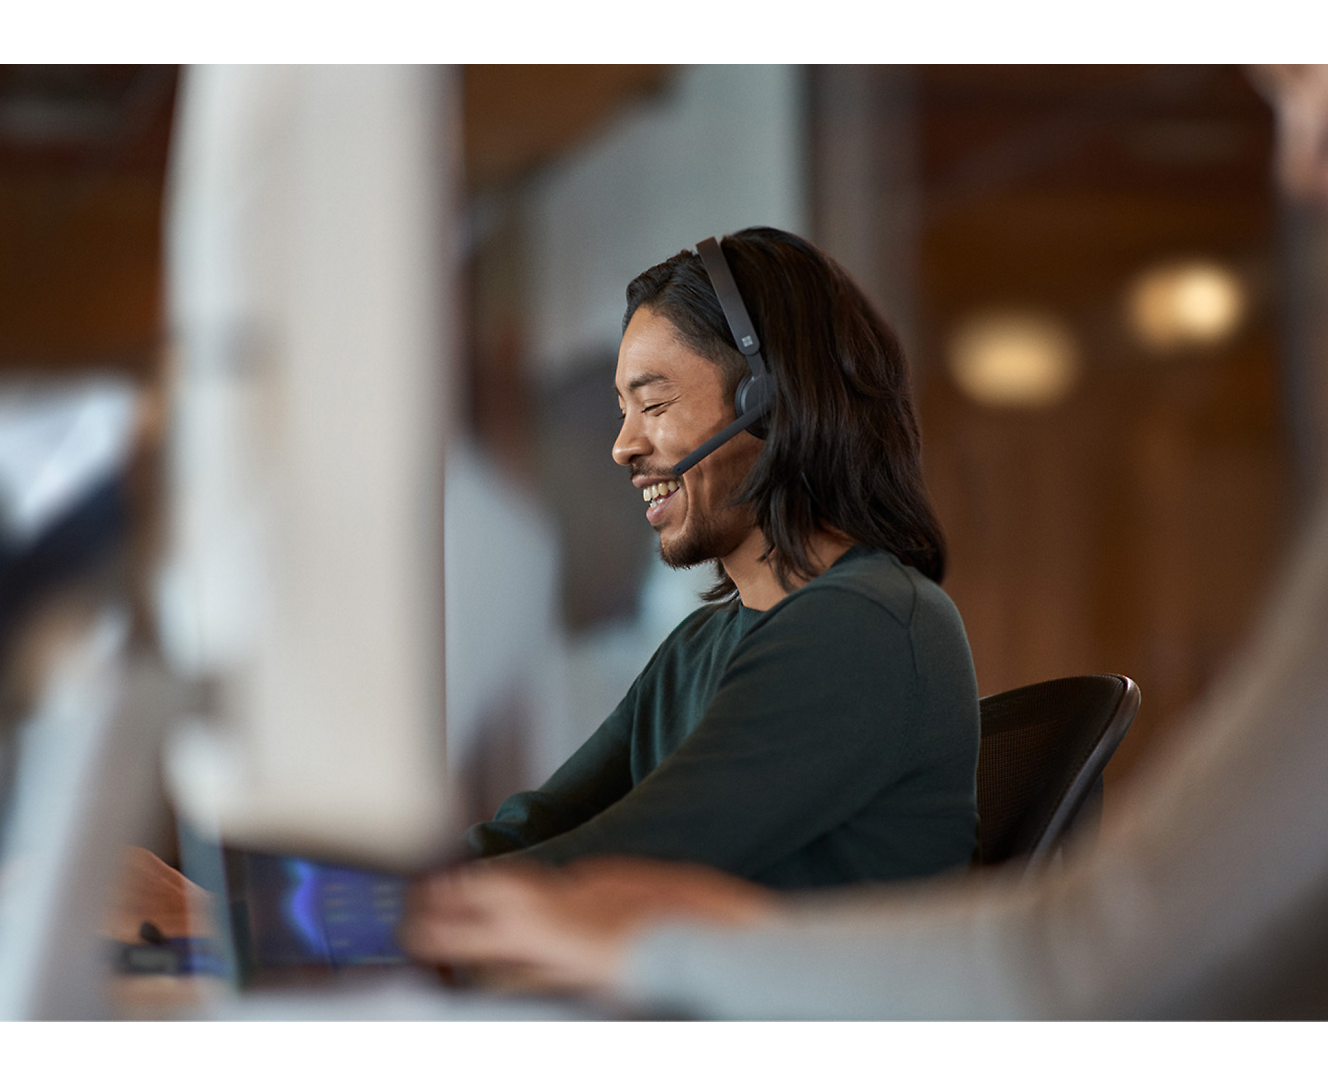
[457,226,979,891]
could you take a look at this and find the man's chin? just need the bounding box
[655,509,752,571]
[659,526,736,571]
[656,523,709,570]
[660,551,708,571]
[658,536,707,571]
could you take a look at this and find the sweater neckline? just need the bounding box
[735,546,875,623]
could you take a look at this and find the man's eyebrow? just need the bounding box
[615,371,672,397]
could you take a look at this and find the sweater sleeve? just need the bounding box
[464,689,638,858]
[514,586,940,876]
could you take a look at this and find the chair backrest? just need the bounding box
[976,673,1140,873]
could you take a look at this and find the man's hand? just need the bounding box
[399,856,778,996]
[103,846,214,944]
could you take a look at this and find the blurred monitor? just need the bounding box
[0,66,460,1017]
[0,379,152,1019]
[158,65,457,875]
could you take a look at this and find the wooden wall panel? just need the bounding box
[897,66,1292,784]
[0,172,165,368]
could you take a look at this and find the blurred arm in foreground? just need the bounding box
[402,857,775,996]
[399,67,1328,1019]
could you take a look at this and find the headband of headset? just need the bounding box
[671,237,774,476]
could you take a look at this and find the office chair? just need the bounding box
[976,673,1140,874]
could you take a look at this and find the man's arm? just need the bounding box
[465,605,716,858]
[465,691,638,857]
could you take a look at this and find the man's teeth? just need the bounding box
[643,481,680,507]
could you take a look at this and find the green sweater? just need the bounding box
[466,547,980,890]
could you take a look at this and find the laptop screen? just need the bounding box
[170,819,423,989]
[230,849,410,974]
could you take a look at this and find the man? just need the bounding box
[400,69,1328,1020]
[461,227,980,890]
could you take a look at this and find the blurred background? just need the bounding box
[0,63,1313,828]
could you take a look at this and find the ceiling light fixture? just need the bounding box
[1127,259,1246,351]
[947,310,1081,409]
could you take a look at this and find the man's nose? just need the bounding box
[613,412,650,466]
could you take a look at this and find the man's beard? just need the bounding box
[657,498,754,570]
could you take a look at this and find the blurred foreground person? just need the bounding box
[400,67,1328,1019]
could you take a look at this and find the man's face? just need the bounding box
[613,307,762,569]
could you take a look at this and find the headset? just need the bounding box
[671,236,775,476]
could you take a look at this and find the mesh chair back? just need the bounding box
[977,673,1139,871]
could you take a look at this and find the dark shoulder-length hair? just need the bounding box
[623,225,946,599]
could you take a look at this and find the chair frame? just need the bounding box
[978,673,1141,874]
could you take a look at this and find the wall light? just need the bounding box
[1127,259,1246,351]
[946,310,1081,408]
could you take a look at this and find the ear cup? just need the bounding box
[735,373,773,439]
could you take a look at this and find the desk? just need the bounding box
[106,846,592,1021]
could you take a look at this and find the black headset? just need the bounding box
[671,236,775,476]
